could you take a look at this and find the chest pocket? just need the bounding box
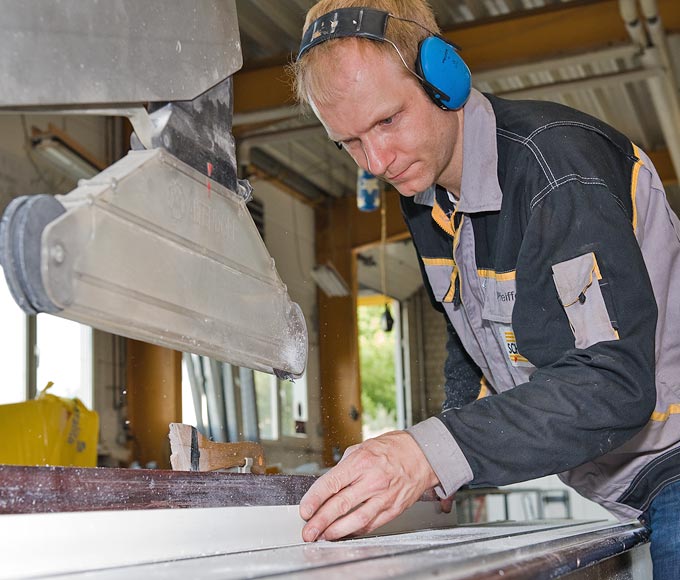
[423,261,455,303]
[480,271,517,324]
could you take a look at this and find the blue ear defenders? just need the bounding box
[416,36,471,110]
[297,7,471,111]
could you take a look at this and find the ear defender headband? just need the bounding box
[297,7,471,110]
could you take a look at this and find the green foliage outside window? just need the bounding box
[358,304,397,435]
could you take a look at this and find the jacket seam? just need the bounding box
[497,128,556,186]
[526,120,639,162]
[618,445,680,504]
[530,174,608,209]
[527,120,610,142]
[639,473,680,513]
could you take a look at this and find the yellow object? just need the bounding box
[0,383,98,467]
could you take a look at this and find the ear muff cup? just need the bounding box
[415,36,471,110]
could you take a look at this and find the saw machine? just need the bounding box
[0,0,306,379]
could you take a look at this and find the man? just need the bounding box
[292,1,680,576]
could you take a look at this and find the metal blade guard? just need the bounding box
[3,149,307,378]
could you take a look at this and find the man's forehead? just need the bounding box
[315,37,386,69]
[308,96,348,140]
[305,40,409,137]
[308,39,402,96]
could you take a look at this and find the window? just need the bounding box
[0,275,93,407]
[256,371,309,440]
[181,357,308,443]
[36,314,93,408]
[181,358,199,427]
[254,371,278,440]
[358,299,405,439]
[280,373,308,437]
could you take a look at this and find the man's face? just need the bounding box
[309,40,460,197]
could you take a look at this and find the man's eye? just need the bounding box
[380,116,394,125]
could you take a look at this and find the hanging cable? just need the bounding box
[379,188,394,332]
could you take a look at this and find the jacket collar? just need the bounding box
[414,89,502,213]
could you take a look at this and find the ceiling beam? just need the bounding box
[233,0,680,114]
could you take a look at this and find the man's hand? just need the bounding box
[299,430,439,541]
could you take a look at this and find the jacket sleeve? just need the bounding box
[436,181,658,486]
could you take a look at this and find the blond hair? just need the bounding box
[290,0,440,106]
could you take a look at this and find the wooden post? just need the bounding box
[315,197,362,465]
[126,340,182,469]
[314,190,410,466]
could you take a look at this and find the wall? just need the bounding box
[248,179,324,470]
[0,114,109,212]
[406,287,449,422]
[93,330,132,466]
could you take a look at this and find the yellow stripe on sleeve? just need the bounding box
[651,404,680,422]
[422,257,456,267]
[630,143,644,234]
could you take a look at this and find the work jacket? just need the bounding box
[405,89,680,520]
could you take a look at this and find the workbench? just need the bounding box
[0,466,651,579]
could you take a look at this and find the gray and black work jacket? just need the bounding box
[405,89,680,520]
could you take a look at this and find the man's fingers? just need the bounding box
[348,500,411,538]
[319,497,390,540]
[302,480,378,542]
[300,467,352,521]
[300,446,383,521]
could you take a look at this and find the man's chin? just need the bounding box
[393,180,429,198]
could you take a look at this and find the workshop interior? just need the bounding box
[0,0,678,578]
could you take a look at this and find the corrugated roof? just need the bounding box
[234,1,680,209]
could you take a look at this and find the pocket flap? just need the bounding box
[552,252,597,306]
[423,259,454,302]
[552,252,618,349]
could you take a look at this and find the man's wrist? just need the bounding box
[407,417,474,497]
[400,430,441,488]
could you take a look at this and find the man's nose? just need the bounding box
[361,136,392,178]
